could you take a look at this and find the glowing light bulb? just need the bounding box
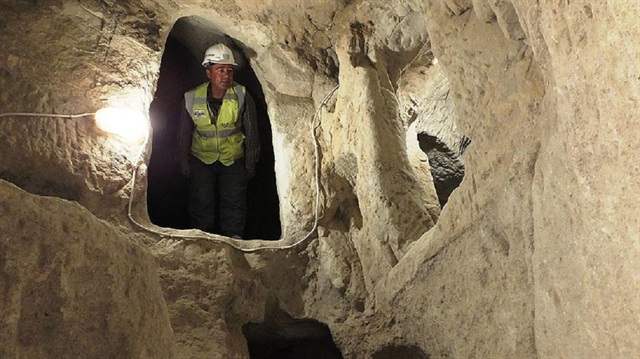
[95,107,148,143]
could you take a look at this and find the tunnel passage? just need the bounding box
[147,22,281,240]
[243,318,343,359]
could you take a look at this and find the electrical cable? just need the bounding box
[0,112,95,118]
[0,84,340,252]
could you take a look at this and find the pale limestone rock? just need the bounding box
[487,0,526,40]
[0,180,173,358]
[471,0,496,23]
[400,61,461,155]
[398,55,467,206]
[514,1,640,357]
[0,0,638,358]
[254,46,314,98]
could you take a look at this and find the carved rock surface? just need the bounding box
[0,0,638,358]
[0,180,174,359]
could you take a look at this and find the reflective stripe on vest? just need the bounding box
[184,82,246,165]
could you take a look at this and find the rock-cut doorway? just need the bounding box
[147,32,281,240]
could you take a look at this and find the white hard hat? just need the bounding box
[202,43,238,67]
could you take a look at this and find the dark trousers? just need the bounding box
[187,156,247,237]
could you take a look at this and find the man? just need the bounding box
[177,43,260,239]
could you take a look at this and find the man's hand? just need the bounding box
[246,168,256,180]
[180,162,190,177]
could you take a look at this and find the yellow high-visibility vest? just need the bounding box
[184,82,246,165]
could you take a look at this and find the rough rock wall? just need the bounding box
[379,0,543,356]
[0,180,174,358]
[515,1,640,357]
[399,58,467,207]
[381,0,639,358]
[0,0,638,359]
[0,0,163,223]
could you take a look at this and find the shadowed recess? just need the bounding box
[147,17,281,240]
[243,318,343,359]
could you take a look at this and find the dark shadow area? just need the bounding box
[418,133,469,208]
[243,318,343,359]
[235,54,281,241]
[147,29,281,240]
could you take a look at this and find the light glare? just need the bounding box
[95,107,148,143]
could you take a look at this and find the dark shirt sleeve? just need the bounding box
[242,93,260,172]
[176,99,193,170]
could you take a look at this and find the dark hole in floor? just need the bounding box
[147,29,281,240]
[243,318,344,359]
